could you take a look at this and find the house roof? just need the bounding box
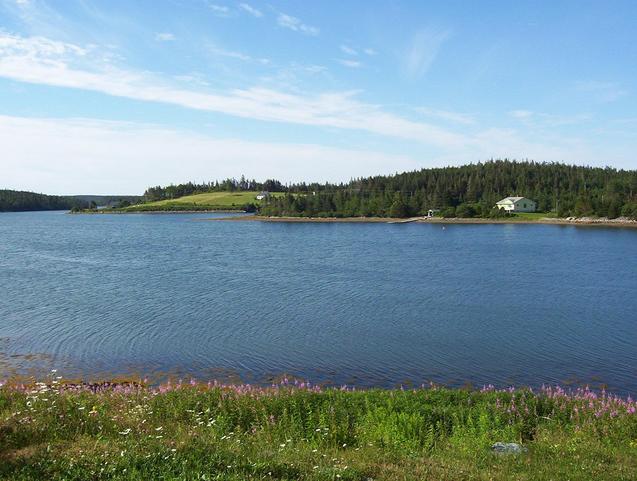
[497,196,532,204]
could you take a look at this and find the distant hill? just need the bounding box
[70,195,143,208]
[141,160,637,219]
[261,160,637,219]
[0,190,88,212]
[120,191,276,212]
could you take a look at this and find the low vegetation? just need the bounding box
[1,378,636,480]
[117,192,277,212]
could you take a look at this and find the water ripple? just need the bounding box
[1,212,636,394]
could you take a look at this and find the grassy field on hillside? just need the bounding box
[1,379,636,480]
[122,192,282,212]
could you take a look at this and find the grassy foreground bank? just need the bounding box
[1,380,636,480]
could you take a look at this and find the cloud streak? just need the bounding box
[417,107,475,125]
[277,13,319,36]
[155,32,176,42]
[0,33,623,176]
[3,114,627,195]
[340,45,357,56]
[575,80,628,103]
[0,115,421,194]
[209,4,231,17]
[0,33,467,149]
[337,59,361,68]
[404,27,450,78]
[509,110,592,127]
[207,43,270,64]
[239,3,262,17]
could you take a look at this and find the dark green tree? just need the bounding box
[389,192,409,218]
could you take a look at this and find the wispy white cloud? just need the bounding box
[510,109,534,120]
[575,80,628,103]
[155,32,176,42]
[417,107,475,125]
[1,32,622,171]
[0,115,421,194]
[257,62,331,91]
[1,0,70,40]
[209,3,231,17]
[302,64,328,74]
[0,33,465,148]
[277,13,319,36]
[0,33,89,57]
[340,45,357,56]
[207,43,269,64]
[238,3,262,17]
[340,46,376,57]
[337,59,361,68]
[4,114,630,195]
[404,27,451,79]
[509,110,592,127]
[3,0,32,8]
[173,73,211,87]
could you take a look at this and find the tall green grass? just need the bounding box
[1,380,636,480]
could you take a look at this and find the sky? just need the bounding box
[1,0,636,195]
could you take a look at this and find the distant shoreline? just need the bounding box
[69,210,637,228]
[205,215,637,228]
[71,209,247,214]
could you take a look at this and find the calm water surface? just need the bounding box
[1,211,636,393]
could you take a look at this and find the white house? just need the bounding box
[255,191,270,201]
[496,196,536,213]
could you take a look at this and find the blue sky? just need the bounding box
[1,0,636,194]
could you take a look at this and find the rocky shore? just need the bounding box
[207,215,637,228]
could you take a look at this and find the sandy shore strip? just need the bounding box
[203,215,405,223]
[204,215,637,228]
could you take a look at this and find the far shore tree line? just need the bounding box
[0,191,148,213]
[140,161,637,219]
[4,160,636,217]
[0,190,88,212]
